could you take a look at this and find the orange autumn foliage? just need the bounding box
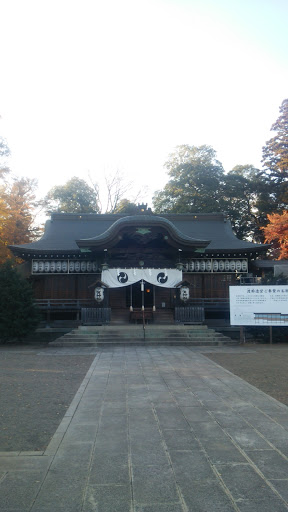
[0,177,40,263]
[263,211,288,260]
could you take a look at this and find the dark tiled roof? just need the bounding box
[253,259,288,268]
[9,212,268,255]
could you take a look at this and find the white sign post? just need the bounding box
[229,285,288,326]
[229,285,288,343]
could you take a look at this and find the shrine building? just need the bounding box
[9,205,268,326]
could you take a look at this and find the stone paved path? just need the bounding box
[0,346,288,511]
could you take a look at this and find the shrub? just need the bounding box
[0,260,39,341]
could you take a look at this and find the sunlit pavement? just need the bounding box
[0,346,288,512]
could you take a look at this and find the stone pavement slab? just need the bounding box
[0,346,287,511]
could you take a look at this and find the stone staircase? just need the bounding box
[49,324,238,347]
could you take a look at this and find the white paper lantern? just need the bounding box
[212,260,219,271]
[69,261,75,272]
[86,261,92,272]
[189,261,194,271]
[242,260,248,272]
[75,261,81,272]
[230,260,236,271]
[81,261,87,272]
[44,261,50,272]
[218,260,224,271]
[56,261,62,272]
[32,261,38,273]
[92,261,98,272]
[200,260,206,272]
[180,286,190,301]
[95,287,104,302]
[50,261,56,272]
[235,260,242,272]
[206,260,212,271]
[38,261,44,272]
[224,260,230,271]
[194,261,200,271]
[62,261,68,272]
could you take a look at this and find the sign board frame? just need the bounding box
[229,285,288,326]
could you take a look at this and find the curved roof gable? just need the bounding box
[76,215,210,250]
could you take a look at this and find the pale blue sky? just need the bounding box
[0,0,287,206]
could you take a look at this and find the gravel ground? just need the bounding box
[205,343,288,407]
[0,345,95,452]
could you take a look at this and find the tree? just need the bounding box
[0,136,10,159]
[153,145,226,213]
[89,169,141,213]
[261,272,288,285]
[262,99,288,211]
[0,260,39,341]
[0,135,11,177]
[113,199,140,214]
[45,177,100,214]
[262,210,288,259]
[0,176,40,263]
[223,165,272,242]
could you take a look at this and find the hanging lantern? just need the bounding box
[218,260,225,271]
[180,286,190,301]
[200,261,206,272]
[206,260,212,271]
[38,261,44,273]
[32,261,39,273]
[235,260,242,272]
[94,287,104,302]
[189,261,194,271]
[242,260,248,272]
[224,260,230,271]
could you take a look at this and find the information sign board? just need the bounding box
[229,285,288,326]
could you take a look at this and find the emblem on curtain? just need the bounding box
[117,271,128,283]
[157,272,168,284]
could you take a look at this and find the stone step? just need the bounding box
[50,336,238,346]
[56,335,230,343]
[50,324,237,346]
[50,338,237,347]
[77,324,210,331]
[59,333,229,341]
[59,330,230,338]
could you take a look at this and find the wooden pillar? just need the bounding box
[269,326,273,344]
[130,285,133,311]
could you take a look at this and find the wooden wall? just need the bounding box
[184,274,238,299]
[32,274,101,300]
[32,273,238,302]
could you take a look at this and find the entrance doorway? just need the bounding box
[126,281,154,309]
